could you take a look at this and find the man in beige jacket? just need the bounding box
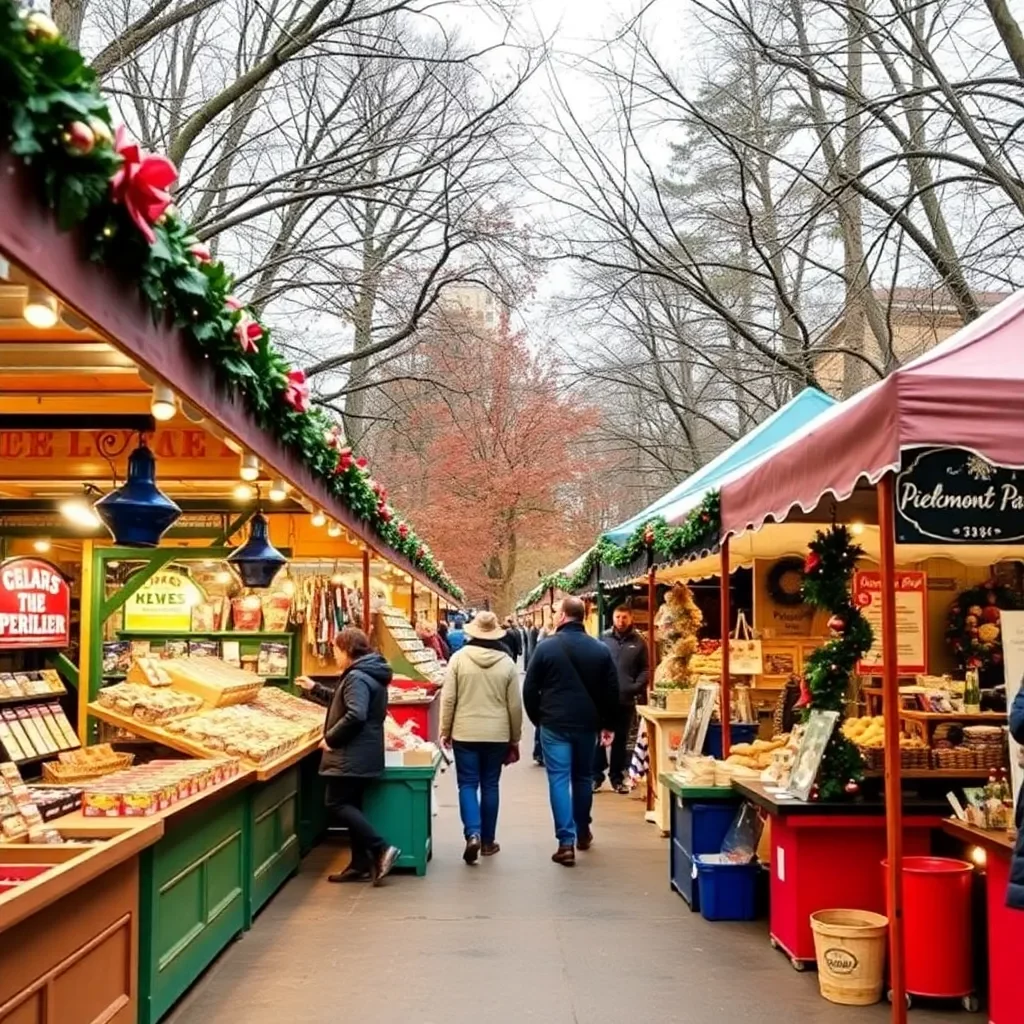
[440,611,523,863]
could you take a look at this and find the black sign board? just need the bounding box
[895,447,1024,544]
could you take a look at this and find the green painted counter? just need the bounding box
[132,764,306,1024]
[364,756,441,877]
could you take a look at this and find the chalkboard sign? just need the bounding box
[895,447,1024,543]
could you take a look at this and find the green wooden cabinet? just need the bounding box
[248,766,301,921]
[364,760,439,877]
[138,788,248,1024]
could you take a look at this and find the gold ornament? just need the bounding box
[24,11,61,41]
[88,117,113,147]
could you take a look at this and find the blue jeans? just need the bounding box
[540,727,598,845]
[452,741,506,843]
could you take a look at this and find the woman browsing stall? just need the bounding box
[440,611,523,863]
[296,628,401,885]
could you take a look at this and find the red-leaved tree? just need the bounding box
[373,320,599,612]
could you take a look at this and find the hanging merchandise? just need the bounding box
[95,438,181,547]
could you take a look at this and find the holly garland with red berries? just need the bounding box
[0,3,461,598]
[799,524,874,799]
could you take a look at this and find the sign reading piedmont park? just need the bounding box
[895,447,1024,544]
[0,557,70,650]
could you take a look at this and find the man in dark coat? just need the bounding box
[502,617,522,662]
[297,627,400,885]
[1008,686,1024,908]
[593,605,649,794]
[524,597,619,866]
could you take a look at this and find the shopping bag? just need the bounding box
[728,611,763,675]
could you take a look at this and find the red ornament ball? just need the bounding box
[827,614,846,633]
[809,784,820,802]
[844,780,860,795]
[804,551,821,574]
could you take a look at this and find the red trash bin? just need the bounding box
[882,857,973,999]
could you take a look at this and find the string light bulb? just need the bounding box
[239,452,260,482]
[327,521,342,537]
[233,482,253,501]
[269,478,288,502]
[23,286,59,329]
[33,538,51,553]
[850,520,865,536]
[59,495,100,529]
[150,383,177,421]
[311,508,327,528]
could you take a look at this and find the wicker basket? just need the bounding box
[933,747,977,770]
[859,746,930,770]
[42,752,134,783]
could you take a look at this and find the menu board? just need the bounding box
[854,570,927,675]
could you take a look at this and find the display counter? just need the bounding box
[0,816,163,1024]
[734,779,945,967]
[636,706,690,834]
[660,774,739,910]
[365,754,442,876]
[943,820,1023,1024]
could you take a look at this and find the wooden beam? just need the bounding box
[720,538,732,759]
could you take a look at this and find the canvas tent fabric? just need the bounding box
[606,388,836,542]
[720,291,1024,539]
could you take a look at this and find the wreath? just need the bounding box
[945,580,1020,673]
[768,556,806,606]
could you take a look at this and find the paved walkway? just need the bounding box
[167,726,959,1024]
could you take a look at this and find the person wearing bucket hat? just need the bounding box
[440,611,523,863]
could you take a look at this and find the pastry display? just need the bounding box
[249,687,323,738]
[42,744,134,782]
[164,706,310,764]
[96,682,203,723]
[127,656,173,687]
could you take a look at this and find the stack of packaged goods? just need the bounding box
[81,758,241,817]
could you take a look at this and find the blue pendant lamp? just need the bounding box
[227,508,287,587]
[95,437,181,547]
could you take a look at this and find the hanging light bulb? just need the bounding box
[33,538,51,553]
[233,482,254,501]
[59,493,101,529]
[215,569,232,585]
[23,286,59,329]
[94,438,182,547]
[311,508,327,528]
[269,478,288,502]
[327,521,342,537]
[150,383,177,422]
[850,520,865,536]
[239,452,260,481]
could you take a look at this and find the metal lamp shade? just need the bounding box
[227,512,287,588]
[95,442,182,548]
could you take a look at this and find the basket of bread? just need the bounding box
[42,744,134,783]
[842,715,929,769]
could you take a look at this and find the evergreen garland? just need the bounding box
[517,492,720,609]
[799,524,873,799]
[0,3,461,599]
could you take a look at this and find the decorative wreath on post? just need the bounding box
[945,580,1019,674]
[767,556,806,606]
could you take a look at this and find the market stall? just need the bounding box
[0,8,460,1019]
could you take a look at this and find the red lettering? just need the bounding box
[29,431,53,458]
[69,432,92,457]
[216,439,234,458]
[154,431,176,457]
[182,431,206,458]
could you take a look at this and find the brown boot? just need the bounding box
[576,830,593,851]
[481,842,501,856]
[552,844,576,867]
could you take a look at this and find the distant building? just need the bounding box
[440,282,504,331]
[813,287,1008,398]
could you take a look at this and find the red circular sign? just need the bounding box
[0,557,70,650]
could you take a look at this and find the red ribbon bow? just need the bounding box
[110,126,177,244]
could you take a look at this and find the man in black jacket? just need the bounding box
[502,617,522,662]
[523,597,619,866]
[593,605,650,794]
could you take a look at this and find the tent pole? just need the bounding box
[410,578,416,624]
[720,538,732,759]
[362,548,371,634]
[646,567,657,678]
[878,473,906,1024]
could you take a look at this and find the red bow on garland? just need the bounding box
[283,368,311,413]
[110,127,176,244]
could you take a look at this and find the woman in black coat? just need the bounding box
[1008,685,1024,909]
[297,627,400,885]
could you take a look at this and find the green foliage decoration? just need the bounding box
[799,524,873,799]
[0,2,461,599]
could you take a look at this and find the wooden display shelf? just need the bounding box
[0,689,67,706]
[899,710,1006,723]
[862,768,993,780]
[87,702,319,781]
[0,816,163,934]
[115,630,292,640]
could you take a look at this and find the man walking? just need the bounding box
[523,597,619,866]
[502,617,522,662]
[594,605,649,794]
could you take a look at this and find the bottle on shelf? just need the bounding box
[963,669,981,714]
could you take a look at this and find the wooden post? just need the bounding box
[362,548,371,634]
[646,567,657,682]
[720,537,732,759]
[410,578,416,624]
[77,539,95,744]
[878,474,906,1024]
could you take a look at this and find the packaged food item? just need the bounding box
[1,814,28,839]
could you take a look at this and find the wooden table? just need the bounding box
[637,705,691,835]
[944,819,1022,1023]
[734,778,946,968]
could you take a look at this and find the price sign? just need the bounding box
[854,570,927,675]
[0,557,70,650]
